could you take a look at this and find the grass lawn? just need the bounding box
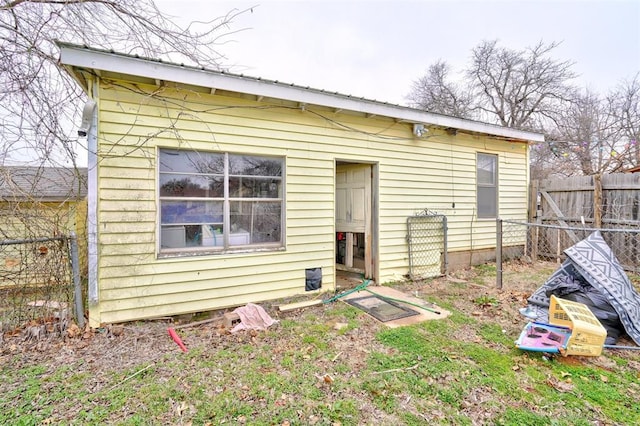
[2,260,640,425]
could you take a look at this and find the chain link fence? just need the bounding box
[497,219,640,288]
[0,234,84,335]
[407,210,448,279]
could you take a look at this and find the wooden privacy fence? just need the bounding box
[528,173,640,262]
[530,173,640,229]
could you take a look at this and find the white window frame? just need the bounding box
[476,153,498,219]
[158,148,285,256]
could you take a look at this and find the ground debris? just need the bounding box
[2,261,638,425]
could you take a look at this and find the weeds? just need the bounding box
[1,262,639,424]
[473,294,499,307]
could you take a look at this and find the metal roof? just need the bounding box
[57,42,545,144]
[0,167,87,201]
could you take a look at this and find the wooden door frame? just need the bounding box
[334,160,378,281]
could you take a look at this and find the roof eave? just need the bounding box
[58,43,545,143]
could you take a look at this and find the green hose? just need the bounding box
[323,279,371,304]
[364,288,441,315]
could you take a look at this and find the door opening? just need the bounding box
[335,162,375,280]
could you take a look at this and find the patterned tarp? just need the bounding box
[528,231,640,345]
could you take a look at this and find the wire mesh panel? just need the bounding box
[0,236,74,332]
[502,220,640,271]
[407,211,447,279]
[497,219,640,288]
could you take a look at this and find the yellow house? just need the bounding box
[0,166,88,285]
[59,43,544,326]
[0,167,87,238]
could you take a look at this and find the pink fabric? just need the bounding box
[231,303,278,333]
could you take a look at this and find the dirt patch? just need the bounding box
[2,260,637,371]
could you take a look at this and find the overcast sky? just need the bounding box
[156,0,640,105]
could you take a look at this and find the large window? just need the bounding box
[476,153,497,218]
[159,149,284,253]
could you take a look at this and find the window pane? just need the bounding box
[477,154,496,185]
[230,201,281,244]
[252,202,282,243]
[229,155,282,177]
[229,177,282,198]
[160,149,224,174]
[160,174,223,197]
[161,225,186,248]
[201,224,224,247]
[161,224,225,248]
[159,149,284,253]
[161,200,223,224]
[477,186,497,218]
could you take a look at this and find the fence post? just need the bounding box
[556,228,561,263]
[496,218,503,289]
[532,210,541,261]
[69,232,85,329]
[594,173,603,228]
[528,180,539,223]
[442,215,448,275]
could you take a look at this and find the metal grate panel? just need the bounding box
[407,210,448,279]
[346,295,419,322]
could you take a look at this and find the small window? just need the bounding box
[477,153,497,218]
[159,149,284,254]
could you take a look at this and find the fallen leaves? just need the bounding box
[2,265,639,425]
[314,373,334,385]
[66,323,81,338]
[546,376,575,393]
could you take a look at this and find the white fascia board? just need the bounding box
[59,45,544,143]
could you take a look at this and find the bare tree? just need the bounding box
[407,60,472,118]
[467,40,576,130]
[409,40,577,131]
[0,0,247,167]
[608,73,640,167]
[538,77,640,179]
[543,90,619,176]
[409,39,640,178]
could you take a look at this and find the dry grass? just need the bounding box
[1,260,639,425]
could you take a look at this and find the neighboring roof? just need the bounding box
[625,165,640,173]
[0,167,88,201]
[58,42,545,144]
